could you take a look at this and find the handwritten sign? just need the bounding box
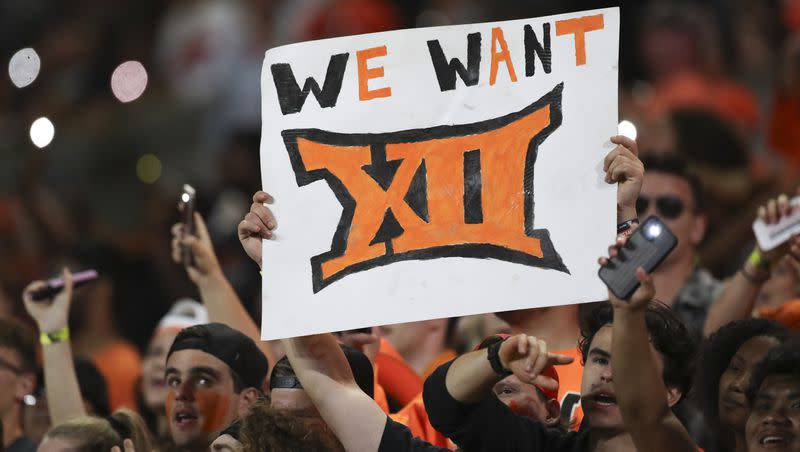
[260,8,620,339]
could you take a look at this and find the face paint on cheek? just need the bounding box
[196,390,233,433]
[166,391,175,420]
[507,399,535,418]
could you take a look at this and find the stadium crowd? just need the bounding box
[4,0,800,451]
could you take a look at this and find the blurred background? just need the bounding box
[1,0,800,350]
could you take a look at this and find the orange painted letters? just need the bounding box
[283,84,568,292]
[490,27,518,86]
[555,14,605,66]
[357,46,393,101]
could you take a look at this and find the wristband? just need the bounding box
[748,248,770,271]
[617,218,639,234]
[486,340,512,378]
[40,326,69,346]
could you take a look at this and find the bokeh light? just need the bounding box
[136,154,162,184]
[29,117,55,148]
[8,48,41,88]
[617,120,637,141]
[111,61,148,103]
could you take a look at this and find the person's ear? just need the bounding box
[690,213,707,246]
[665,386,683,408]
[237,387,261,416]
[544,399,562,428]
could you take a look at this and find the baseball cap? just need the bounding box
[476,334,560,401]
[168,323,268,390]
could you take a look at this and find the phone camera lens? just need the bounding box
[644,223,662,240]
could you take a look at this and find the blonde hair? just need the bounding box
[45,409,153,452]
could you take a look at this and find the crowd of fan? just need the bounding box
[1,141,800,452]
[4,0,800,451]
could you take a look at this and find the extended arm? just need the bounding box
[609,268,696,452]
[704,193,800,336]
[22,269,87,425]
[282,334,387,452]
[171,212,278,372]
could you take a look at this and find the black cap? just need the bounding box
[167,323,268,390]
[269,344,374,399]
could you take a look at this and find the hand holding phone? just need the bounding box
[598,216,677,300]
[180,184,196,267]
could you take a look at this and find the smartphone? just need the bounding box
[753,196,800,252]
[598,216,677,300]
[31,269,99,301]
[180,184,196,266]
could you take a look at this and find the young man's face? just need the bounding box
[746,375,800,452]
[579,325,669,433]
[580,326,622,432]
[165,350,242,450]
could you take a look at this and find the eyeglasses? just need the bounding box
[635,195,686,220]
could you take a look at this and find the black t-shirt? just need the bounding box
[423,361,591,452]
[378,416,451,452]
[8,437,38,452]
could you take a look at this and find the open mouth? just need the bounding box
[173,410,199,427]
[590,393,617,406]
[760,434,790,447]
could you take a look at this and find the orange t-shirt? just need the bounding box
[554,347,584,430]
[759,299,800,331]
[91,340,142,410]
[375,338,423,408]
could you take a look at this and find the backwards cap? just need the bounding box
[168,323,268,390]
[476,334,560,402]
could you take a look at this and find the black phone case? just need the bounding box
[598,217,678,300]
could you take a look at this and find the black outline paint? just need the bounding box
[463,149,483,224]
[282,83,567,293]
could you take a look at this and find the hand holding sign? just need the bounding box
[238,191,278,269]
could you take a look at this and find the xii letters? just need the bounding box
[282,84,569,292]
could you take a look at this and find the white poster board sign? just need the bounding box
[260,8,620,340]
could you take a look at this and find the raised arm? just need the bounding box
[704,192,800,336]
[605,264,695,452]
[170,209,278,371]
[22,269,87,425]
[605,135,644,225]
[282,334,387,452]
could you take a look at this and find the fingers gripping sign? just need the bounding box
[498,334,574,391]
[604,135,643,221]
[238,191,278,269]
